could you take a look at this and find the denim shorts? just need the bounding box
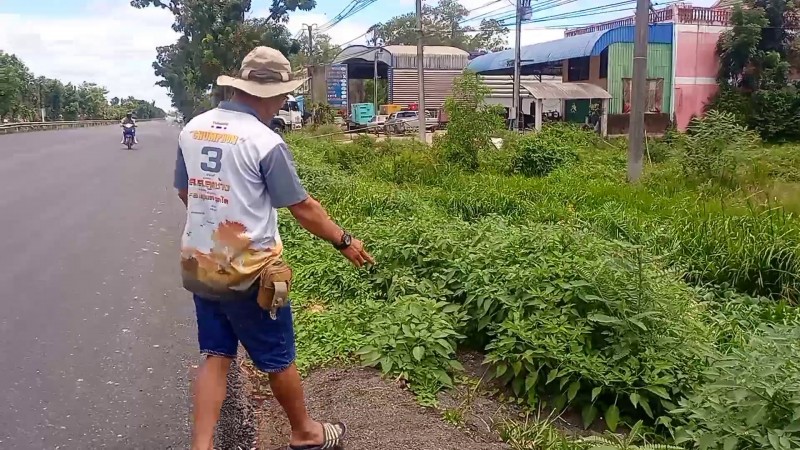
[193,291,296,373]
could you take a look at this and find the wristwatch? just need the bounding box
[333,231,352,250]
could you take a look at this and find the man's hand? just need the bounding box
[339,238,374,268]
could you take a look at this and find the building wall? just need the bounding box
[391,69,464,109]
[606,43,673,114]
[673,24,729,130]
[560,56,608,90]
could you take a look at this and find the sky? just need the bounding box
[0,0,716,110]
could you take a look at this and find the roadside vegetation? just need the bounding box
[280,71,800,449]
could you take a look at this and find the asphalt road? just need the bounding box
[0,122,197,449]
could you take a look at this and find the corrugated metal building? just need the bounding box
[330,45,470,110]
[466,24,675,120]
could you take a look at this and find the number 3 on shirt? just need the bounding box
[201,146,223,173]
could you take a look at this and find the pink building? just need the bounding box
[566,3,733,130]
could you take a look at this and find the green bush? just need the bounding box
[682,110,760,183]
[749,86,800,142]
[483,237,710,431]
[357,296,467,406]
[321,140,376,170]
[673,325,800,450]
[512,127,582,177]
[437,71,504,171]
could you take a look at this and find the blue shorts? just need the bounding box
[193,291,296,373]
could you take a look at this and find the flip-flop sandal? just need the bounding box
[288,422,347,450]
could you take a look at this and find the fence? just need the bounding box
[0,119,160,135]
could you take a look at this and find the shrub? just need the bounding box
[672,325,800,450]
[321,140,376,170]
[484,237,710,431]
[438,71,505,171]
[357,296,467,406]
[749,86,800,142]
[357,216,711,430]
[351,133,377,150]
[512,127,582,177]
[705,84,751,125]
[681,110,760,183]
[370,146,447,185]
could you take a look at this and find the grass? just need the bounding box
[277,123,800,449]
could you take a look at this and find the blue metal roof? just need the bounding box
[466,23,673,73]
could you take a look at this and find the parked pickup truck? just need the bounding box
[384,110,438,135]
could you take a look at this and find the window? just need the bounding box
[281,101,299,112]
[567,56,590,81]
[599,49,609,79]
[622,78,664,113]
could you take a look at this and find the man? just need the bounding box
[120,112,138,144]
[173,46,373,450]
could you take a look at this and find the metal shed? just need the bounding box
[519,82,612,135]
[331,44,469,109]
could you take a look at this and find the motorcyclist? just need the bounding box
[120,112,138,144]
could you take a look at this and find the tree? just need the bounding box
[717,0,800,89]
[133,0,302,120]
[290,32,341,67]
[0,52,34,121]
[1,51,166,122]
[709,0,800,141]
[368,0,508,52]
[266,0,316,22]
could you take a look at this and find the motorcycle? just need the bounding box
[122,123,136,149]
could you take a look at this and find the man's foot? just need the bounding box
[134,138,139,144]
[289,422,346,450]
[120,140,124,144]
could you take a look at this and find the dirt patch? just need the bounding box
[250,366,510,450]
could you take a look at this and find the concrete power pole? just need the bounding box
[416,0,427,143]
[306,24,315,65]
[512,0,523,131]
[627,0,649,182]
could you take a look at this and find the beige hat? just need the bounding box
[217,46,307,98]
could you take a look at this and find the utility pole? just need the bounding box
[373,49,380,115]
[627,0,649,182]
[512,0,523,131]
[416,0,427,143]
[303,23,315,65]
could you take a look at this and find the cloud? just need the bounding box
[0,2,177,109]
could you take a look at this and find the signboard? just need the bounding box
[326,64,349,109]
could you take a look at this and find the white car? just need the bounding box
[384,110,437,134]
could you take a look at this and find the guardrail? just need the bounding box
[0,119,160,135]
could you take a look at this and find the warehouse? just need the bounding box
[467,23,675,134]
[316,44,470,112]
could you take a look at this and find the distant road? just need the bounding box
[0,122,196,449]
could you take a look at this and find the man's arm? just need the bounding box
[286,196,343,244]
[262,143,374,267]
[174,146,188,207]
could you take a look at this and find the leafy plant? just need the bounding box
[357,296,467,406]
[681,110,760,183]
[437,71,504,171]
[512,124,586,176]
[672,325,800,450]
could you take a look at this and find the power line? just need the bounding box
[318,0,380,34]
